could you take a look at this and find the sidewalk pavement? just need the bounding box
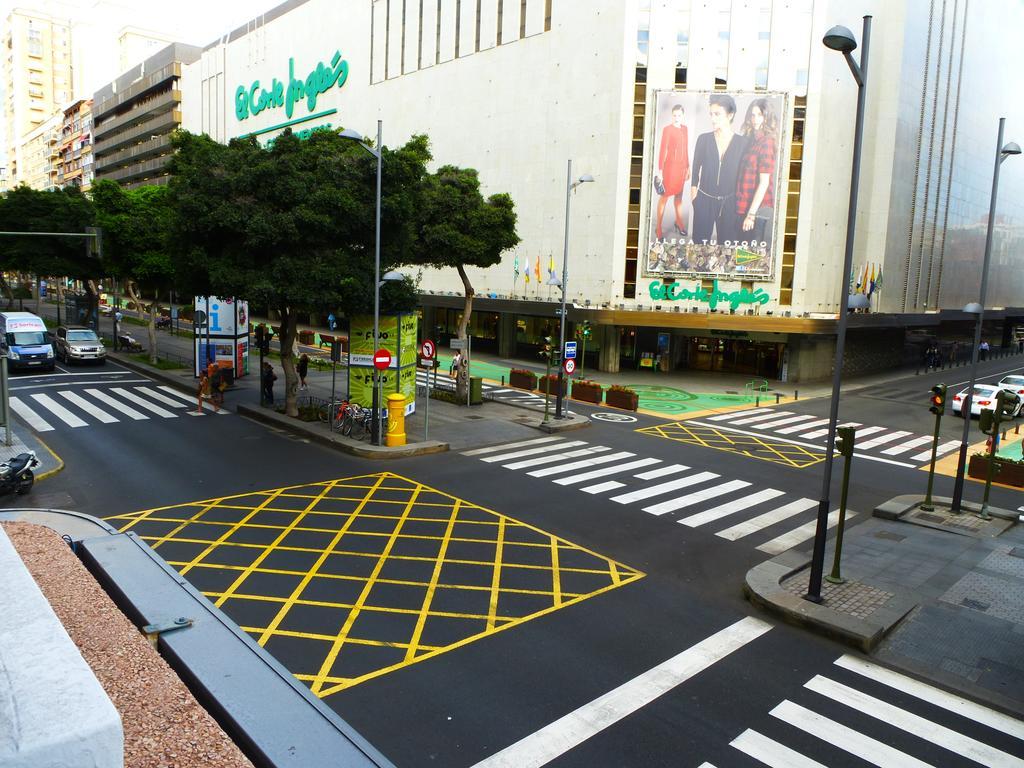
[0,426,62,481]
[746,501,1024,717]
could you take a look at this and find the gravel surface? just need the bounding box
[3,522,254,768]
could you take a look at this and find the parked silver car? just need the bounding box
[54,325,106,364]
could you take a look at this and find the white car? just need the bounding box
[997,374,1024,401]
[951,383,1021,418]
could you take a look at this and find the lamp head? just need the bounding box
[1002,141,1022,157]
[823,25,858,53]
[578,174,595,184]
[336,128,365,142]
[847,293,870,310]
[963,302,984,315]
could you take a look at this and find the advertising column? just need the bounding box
[348,313,418,415]
[194,296,250,379]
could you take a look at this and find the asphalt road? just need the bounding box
[5,359,1023,767]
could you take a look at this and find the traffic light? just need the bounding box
[996,389,1017,418]
[539,335,553,362]
[582,321,592,339]
[836,426,856,458]
[929,384,947,415]
[979,408,996,435]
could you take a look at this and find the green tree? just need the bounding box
[413,166,520,396]
[167,128,429,416]
[91,180,174,363]
[0,184,99,318]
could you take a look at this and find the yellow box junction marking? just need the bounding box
[637,420,825,468]
[105,472,643,698]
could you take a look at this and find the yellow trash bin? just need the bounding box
[386,393,407,447]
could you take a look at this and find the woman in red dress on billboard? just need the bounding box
[654,103,690,240]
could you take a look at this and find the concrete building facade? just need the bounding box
[57,98,93,190]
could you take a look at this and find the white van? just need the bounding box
[0,312,55,372]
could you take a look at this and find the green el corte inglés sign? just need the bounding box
[235,50,349,121]
[649,279,770,310]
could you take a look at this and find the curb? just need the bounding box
[34,436,64,481]
[236,404,449,459]
[536,414,591,433]
[744,550,918,653]
[875,493,1018,524]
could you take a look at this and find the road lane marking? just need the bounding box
[882,435,932,455]
[707,407,775,421]
[800,422,862,440]
[110,387,177,418]
[730,729,827,767]
[154,385,227,413]
[9,396,54,431]
[855,430,912,450]
[11,378,150,391]
[756,510,852,555]
[481,441,586,463]
[642,479,752,517]
[730,410,796,425]
[502,446,611,470]
[716,498,817,541]
[553,458,662,486]
[635,464,689,480]
[804,675,1022,767]
[581,481,626,494]
[752,414,819,430]
[527,451,636,478]
[610,471,719,504]
[471,617,772,768]
[678,488,787,528]
[84,388,148,420]
[57,391,118,423]
[462,436,564,456]
[912,440,961,462]
[770,700,931,768]
[29,393,88,427]
[777,417,831,434]
[137,386,191,408]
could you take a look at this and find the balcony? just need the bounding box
[92,89,181,141]
[94,134,170,172]
[96,155,172,185]
[93,63,182,121]
[93,110,180,157]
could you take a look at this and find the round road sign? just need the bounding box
[373,348,392,370]
[591,412,638,423]
[563,358,576,375]
[421,340,435,359]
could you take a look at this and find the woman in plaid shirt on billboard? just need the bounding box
[736,98,779,251]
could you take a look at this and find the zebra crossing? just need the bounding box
[462,436,851,555]
[699,407,961,463]
[9,384,227,432]
[701,653,1024,767]
[416,369,573,413]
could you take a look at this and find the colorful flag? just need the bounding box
[860,263,870,294]
[868,264,877,295]
[875,264,883,290]
[534,254,541,282]
[855,265,863,292]
[524,259,530,284]
[513,254,520,279]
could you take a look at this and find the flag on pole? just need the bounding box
[534,254,541,282]
[513,254,520,279]
[868,264,877,295]
[875,264,884,290]
[524,258,530,284]
[855,266,863,293]
[860,263,870,294]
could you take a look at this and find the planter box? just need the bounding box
[539,376,567,396]
[968,454,1024,487]
[509,371,537,391]
[606,388,639,411]
[572,382,603,404]
[298,330,315,345]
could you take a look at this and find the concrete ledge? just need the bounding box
[535,412,592,433]
[744,551,918,653]
[237,403,449,458]
[874,493,1017,523]
[0,525,123,768]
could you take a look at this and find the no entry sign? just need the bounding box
[421,340,435,359]
[563,358,576,375]
[373,348,392,370]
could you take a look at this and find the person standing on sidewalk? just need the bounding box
[980,340,990,361]
[297,353,310,390]
[261,362,277,405]
[196,370,212,414]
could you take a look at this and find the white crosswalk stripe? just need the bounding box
[730,410,795,426]
[610,471,719,505]
[57,391,118,423]
[913,439,961,461]
[777,417,831,434]
[709,651,1024,768]
[635,464,688,480]
[553,457,662,486]
[9,396,54,431]
[84,388,148,420]
[882,435,932,455]
[110,387,178,418]
[756,510,852,555]
[854,430,912,450]
[480,441,584,463]
[707,407,772,422]
[154,385,227,413]
[527,451,635,478]
[801,421,861,440]
[30,393,88,427]
[678,488,786,528]
[716,498,817,541]
[581,480,625,494]
[642,479,751,517]
[463,436,564,456]
[502,446,611,470]
[752,414,819,430]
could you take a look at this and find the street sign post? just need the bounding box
[449,339,465,350]
[420,340,435,441]
[373,349,392,370]
[563,358,576,376]
[421,340,435,360]
[564,341,577,359]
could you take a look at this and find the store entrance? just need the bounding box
[688,337,783,379]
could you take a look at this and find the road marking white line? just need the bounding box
[470,617,773,768]
[502,446,611,470]
[481,441,586,463]
[643,479,752,517]
[148,385,223,414]
[925,439,962,459]
[109,387,177,418]
[610,471,719,504]
[57,391,118,423]
[801,422,863,440]
[707,408,768,422]
[9,397,54,431]
[776,417,831,434]
[854,430,912,450]
[752,414,819,430]
[635,464,689,480]
[11,378,151,391]
[137,386,192,408]
[553,458,662,486]
[30,393,88,427]
[851,425,886,438]
[731,410,795,425]
[527,451,637,478]
[679,489,787,528]
[770,700,931,768]
[805,675,1023,767]
[581,481,625,494]
[463,436,564,456]
[834,655,1024,740]
[756,510,853,555]
[730,729,827,768]
[716,498,818,541]
[83,388,149,420]
[882,435,932,455]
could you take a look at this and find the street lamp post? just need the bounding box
[949,118,1021,514]
[554,160,594,419]
[805,16,871,604]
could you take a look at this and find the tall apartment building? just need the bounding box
[2,8,73,184]
[92,42,200,189]
[20,111,62,190]
[57,98,93,189]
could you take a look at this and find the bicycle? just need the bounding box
[318,399,350,430]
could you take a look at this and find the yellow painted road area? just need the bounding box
[637,421,825,468]
[105,473,643,698]
[928,430,1024,492]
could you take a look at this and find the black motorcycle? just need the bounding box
[0,451,39,495]
[155,315,172,330]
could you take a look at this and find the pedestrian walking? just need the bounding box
[196,370,217,414]
[297,353,310,390]
[210,366,226,410]
[261,361,277,405]
[450,351,463,378]
[980,340,990,361]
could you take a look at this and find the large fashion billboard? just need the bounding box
[645,91,786,281]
